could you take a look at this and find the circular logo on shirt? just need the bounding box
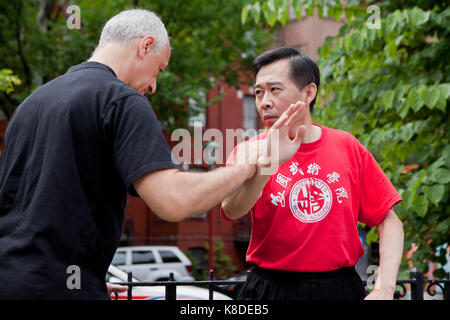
[289,178,333,223]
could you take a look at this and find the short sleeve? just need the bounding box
[103,94,180,196]
[356,139,402,227]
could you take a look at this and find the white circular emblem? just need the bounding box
[289,178,332,223]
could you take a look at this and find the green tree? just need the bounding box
[206,239,237,279]
[244,0,450,278]
[0,69,21,95]
[0,0,272,129]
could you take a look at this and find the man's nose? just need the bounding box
[149,79,157,94]
[261,92,273,109]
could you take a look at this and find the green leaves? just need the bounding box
[429,168,450,184]
[423,185,445,206]
[0,69,21,94]
[382,90,395,110]
[408,7,430,27]
[244,0,290,27]
[241,5,250,24]
[422,86,440,109]
[292,0,303,20]
[405,84,447,113]
[366,227,379,245]
[412,195,428,217]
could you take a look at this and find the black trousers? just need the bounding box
[238,265,367,300]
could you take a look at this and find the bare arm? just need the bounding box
[133,164,255,222]
[221,167,271,220]
[365,209,404,300]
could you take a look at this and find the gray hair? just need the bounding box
[98,9,169,53]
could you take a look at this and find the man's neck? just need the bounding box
[88,45,132,84]
[287,115,321,143]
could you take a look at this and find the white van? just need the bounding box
[111,246,194,282]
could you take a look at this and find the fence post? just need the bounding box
[410,268,424,300]
[209,269,214,301]
[127,272,133,301]
[444,272,450,301]
[165,272,177,300]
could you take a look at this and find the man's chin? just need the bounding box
[263,118,277,127]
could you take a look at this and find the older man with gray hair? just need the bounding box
[0,9,304,299]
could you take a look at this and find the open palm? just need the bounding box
[258,101,307,174]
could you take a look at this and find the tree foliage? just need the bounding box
[244,0,450,278]
[0,0,272,129]
[0,69,21,95]
[205,239,237,279]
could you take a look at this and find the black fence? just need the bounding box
[114,268,450,301]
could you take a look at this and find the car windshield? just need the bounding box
[112,251,126,265]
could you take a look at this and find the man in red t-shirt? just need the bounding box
[221,47,404,300]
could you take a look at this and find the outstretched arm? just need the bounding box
[133,164,255,222]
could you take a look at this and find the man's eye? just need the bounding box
[255,90,263,95]
[271,87,280,92]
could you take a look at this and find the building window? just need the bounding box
[242,95,259,137]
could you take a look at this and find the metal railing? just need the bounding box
[114,268,450,301]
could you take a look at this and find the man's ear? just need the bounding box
[138,35,155,59]
[304,83,317,107]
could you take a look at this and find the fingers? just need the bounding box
[270,102,296,130]
[294,125,307,144]
[234,140,261,165]
[285,101,306,127]
[107,283,129,292]
[270,100,306,130]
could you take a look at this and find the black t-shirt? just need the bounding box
[0,62,178,299]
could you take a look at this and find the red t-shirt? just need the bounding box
[221,124,402,272]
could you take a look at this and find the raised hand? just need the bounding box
[258,101,307,175]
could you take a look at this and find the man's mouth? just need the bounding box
[263,115,278,121]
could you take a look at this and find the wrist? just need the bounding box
[241,163,256,180]
[376,281,396,294]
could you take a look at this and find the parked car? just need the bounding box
[106,264,232,300]
[111,246,194,282]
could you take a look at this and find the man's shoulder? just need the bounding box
[321,125,359,146]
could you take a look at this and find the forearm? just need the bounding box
[375,210,404,293]
[173,164,256,219]
[135,164,256,222]
[221,168,271,220]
